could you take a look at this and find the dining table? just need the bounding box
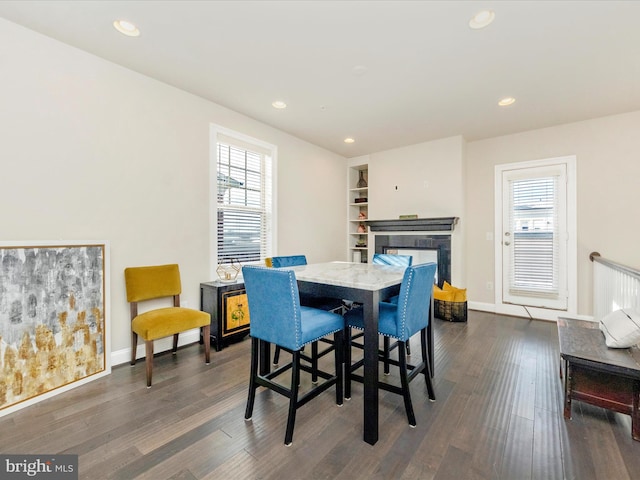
[275,261,432,446]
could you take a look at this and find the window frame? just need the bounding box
[494,156,577,321]
[210,125,276,278]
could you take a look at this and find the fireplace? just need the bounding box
[375,234,451,287]
[367,217,458,288]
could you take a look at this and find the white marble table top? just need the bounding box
[288,261,405,291]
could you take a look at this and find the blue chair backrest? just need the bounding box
[395,262,437,339]
[242,265,303,351]
[271,255,308,268]
[373,253,413,267]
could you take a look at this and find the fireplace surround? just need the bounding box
[367,217,458,287]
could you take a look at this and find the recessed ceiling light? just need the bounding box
[272,100,287,109]
[344,138,355,144]
[113,19,140,37]
[469,10,495,29]
[498,97,516,107]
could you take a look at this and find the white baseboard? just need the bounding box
[467,301,593,322]
[468,301,496,313]
[111,329,202,367]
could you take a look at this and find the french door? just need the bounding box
[497,158,574,312]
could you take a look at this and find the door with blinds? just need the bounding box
[501,163,568,310]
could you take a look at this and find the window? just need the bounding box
[507,175,560,299]
[212,127,274,269]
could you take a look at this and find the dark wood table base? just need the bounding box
[558,318,640,441]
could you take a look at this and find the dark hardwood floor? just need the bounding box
[2,311,640,479]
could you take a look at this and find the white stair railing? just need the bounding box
[591,252,640,321]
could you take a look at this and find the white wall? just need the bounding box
[4,14,638,356]
[466,110,640,316]
[367,136,466,286]
[0,19,346,360]
[360,111,640,319]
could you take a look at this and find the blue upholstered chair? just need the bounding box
[270,255,343,372]
[270,255,308,268]
[373,253,413,367]
[344,262,437,427]
[270,255,344,313]
[372,253,413,268]
[242,265,344,446]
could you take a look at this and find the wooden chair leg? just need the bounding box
[246,337,341,445]
[273,346,281,366]
[383,337,391,374]
[424,360,436,401]
[203,325,211,364]
[145,340,154,388]
[284,351,301,446]
[427,320,434,378]
[245,337,260,421]
[274,344,311,368]
[311,341,319,384]
[421,329,435,401]
[398,346,416,427]
[130,332,138,365]
[405,339,411,356]
[172,333,179,354]
[334,330,344,406]
[345,327,352,400]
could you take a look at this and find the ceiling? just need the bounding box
[1,1,639,158]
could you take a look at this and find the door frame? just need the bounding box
[494,156,577,321]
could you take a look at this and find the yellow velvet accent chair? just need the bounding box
[124,264,211,387]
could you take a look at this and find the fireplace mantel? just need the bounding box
[365,217,458,232]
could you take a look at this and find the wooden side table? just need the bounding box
[200,280,250,351]
[558,317,640,440]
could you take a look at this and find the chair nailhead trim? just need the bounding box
[302,328,342,347]
[287,271,302,349]
[399,268,413,338]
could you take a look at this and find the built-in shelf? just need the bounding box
[347,162,369,263]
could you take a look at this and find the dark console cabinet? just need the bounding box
[200,280,250,351]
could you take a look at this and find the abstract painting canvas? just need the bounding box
[0,242,110,416]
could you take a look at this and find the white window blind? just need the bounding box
[507,175,559,299]
[216,142,272,264]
